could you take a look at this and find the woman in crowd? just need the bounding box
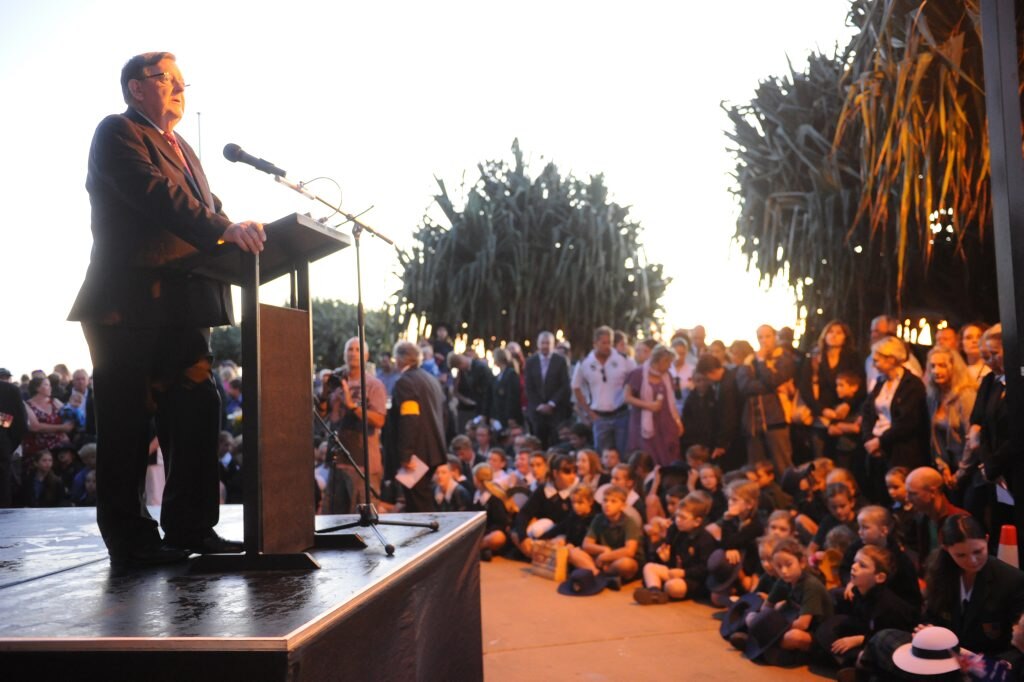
[490,348,522,430]
[576,448,607,491]
[816,320,864,417]
[624,345,683,467]
[860,336,929,502]
[959,322,991,387]
[668,336,694,416]
[924,346,976,497]
[21,376,74,462]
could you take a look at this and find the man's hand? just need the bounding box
[221,220,266,253]
[711,447,726,460]
[537,403,554,415]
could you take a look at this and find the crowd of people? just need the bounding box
[2,315,1021,680]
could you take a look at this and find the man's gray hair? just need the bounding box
[121,51,175,104]
[393,340,422,368]
[537,331,555,344]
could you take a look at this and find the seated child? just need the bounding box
[471,463,510,561]
[838,505,921,610]
[633,492,717,605]
[488,448,515,489]
[816,545,918,671]
[568,485,642,585]
[643,485,687,549]
[885,466,919,561]
[808,482,859,562]
[512,453,577,559]
[766,509,797,540]
[734,538,833,665]
[706,479,763,605]
[595,463,645,524]
[600,447,621,472]
[540,484,598,548]
[820,524,857,590]
[435,456,471,511]
[826,467,869,509]
[748,459,793,512]
[696,463,727,522]
[684,444,711,493]
[527,450,549,492]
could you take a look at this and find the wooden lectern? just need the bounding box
[189,213,352,571]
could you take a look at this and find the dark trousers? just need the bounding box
[402,466,438,512]
[83,324,221,555]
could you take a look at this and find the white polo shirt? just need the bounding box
[572,351,635,412]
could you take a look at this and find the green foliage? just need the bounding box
[395,139,670,350]
[727,0,1001,341]
[209,299,395,370]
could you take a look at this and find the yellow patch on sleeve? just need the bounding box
[399,400,420,416]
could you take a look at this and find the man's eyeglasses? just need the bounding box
[139,72,189,89]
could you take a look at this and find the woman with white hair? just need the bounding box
[860,336,930,503]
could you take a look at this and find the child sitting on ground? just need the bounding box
[706,479,764,605]
[820,524,857,589]
[837,504,922,610]
[633,492,717,605]
[733,538,833,665]
[884,466,918,559]
[766,509,797,540]
[808,482,859,562]
[684,444,711,493]
[748,459,793,512]
[643,485,687,548]
[471,463,510,561]
[540,484,598,549]
[595,463,645,524]
[816,545,918,673]
[488,448,515,488]
[695,463,727,522]
[568,485,642,586]
[435,456,471,511]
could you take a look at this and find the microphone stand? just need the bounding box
[276,176,438,556]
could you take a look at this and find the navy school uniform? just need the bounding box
[665,525,717,598]
[717,514,765,577]
[811,513,858,549]
[540,510,596,547]
[472,491,510,534]
[513,482,575,539]
[435,480,471,512]
[838,537,922,610]
[815,582,919,667]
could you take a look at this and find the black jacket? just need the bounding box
[860,370,929,469]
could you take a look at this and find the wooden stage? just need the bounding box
[0,506,485,681]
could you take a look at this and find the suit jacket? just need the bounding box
[524,352,571,421]
[384,367,447,479]
[489,366,522,428]
[971,373,1010,481]
[860,370,929,469]
[68,108,234,328]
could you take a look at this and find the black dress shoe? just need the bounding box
[166,531,244,555]
[110,542,190,569]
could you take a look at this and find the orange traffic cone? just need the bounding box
[997,525,1019,569]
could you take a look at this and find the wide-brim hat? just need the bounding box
[892,626,963,675]
[706,548,742,594]
[745,604,800,660]
[557,568,609,597]
[719,592,764,638]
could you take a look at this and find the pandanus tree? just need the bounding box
[728,0,1005,342]
[394,139,670,352]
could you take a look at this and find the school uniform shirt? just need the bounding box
[767,572,834,625]
[514,482,576,538]
[586,512,643,561]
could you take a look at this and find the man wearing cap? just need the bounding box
[0,369,27,507]
[68,52,265,568]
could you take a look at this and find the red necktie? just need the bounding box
[163,131,192,176]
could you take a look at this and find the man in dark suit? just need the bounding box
[385,341,447,512]
[524,331,571,448]
[68,52,265,568]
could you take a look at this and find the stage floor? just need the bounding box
[0,506,484,681]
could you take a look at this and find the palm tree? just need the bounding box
[395,139,669,350]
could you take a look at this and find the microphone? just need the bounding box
[223,143,287,177]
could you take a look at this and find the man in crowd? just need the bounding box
[385,341,447,512]
[525,331,572,448]
[68,52,264,568]
[572,325,636,454]
[447,351,493,431]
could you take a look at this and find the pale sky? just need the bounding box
[0,0,855,375]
